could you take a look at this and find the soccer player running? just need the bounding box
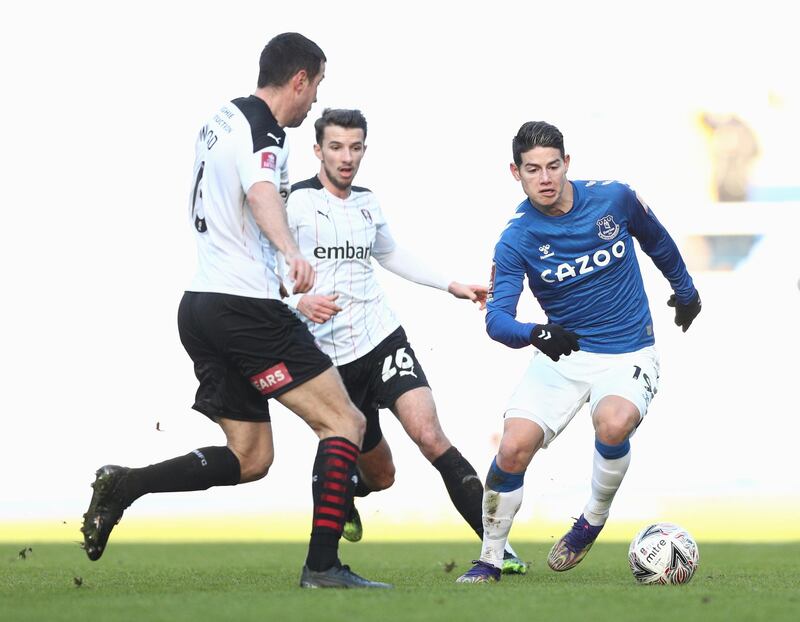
[457,121,701,583]
[284,108,526,574]
[80,33,390,589]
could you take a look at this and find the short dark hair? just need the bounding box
[257,32,326,88]
[314,108,368,145]
[512,121,565,165]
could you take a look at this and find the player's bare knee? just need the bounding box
[415,429,450,462]
[369,466,396,491]
[344,405,367,441]
[595,412,638,445]
[322,404,366,444]
[236,452,273,483]
[242,461,271,482]
[497,440,535,473]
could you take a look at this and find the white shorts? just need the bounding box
[504,346,660,448]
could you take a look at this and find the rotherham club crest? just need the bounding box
[596,215,620,240]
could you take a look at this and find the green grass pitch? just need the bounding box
[2,542,799,622]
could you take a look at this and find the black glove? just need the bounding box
[667,291,701,332]
[530,323,580,361]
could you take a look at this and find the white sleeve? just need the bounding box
[285,189,302,232]
[373,223,450,291]
[283,292,304,309]
[237,136,287,194]
[371,216,397,257]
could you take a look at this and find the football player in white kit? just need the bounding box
[80,34,390,589]
[285,109,526,574]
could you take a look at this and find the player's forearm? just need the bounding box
[485,308,536,349]
[375,245,450,290]
[655,253,696,303]
[248,183,301,257]
[632,210,696,302]
[642,231,696,302]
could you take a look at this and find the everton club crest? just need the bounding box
[596,215,619,241]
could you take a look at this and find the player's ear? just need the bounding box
[313,142,323,161]
[510,162,522,181]
[563,154,570,171]
[292,69,308,94]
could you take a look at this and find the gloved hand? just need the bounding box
[667,291,701,332]
[530,323,580,361]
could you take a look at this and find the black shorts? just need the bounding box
[178,291,332,422]
[337,326,429,452]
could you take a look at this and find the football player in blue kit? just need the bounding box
[457,121,701,583]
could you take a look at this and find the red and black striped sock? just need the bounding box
[305,436,360,572]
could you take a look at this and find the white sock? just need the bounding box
[583,448,631,527]
[480,486,523,568]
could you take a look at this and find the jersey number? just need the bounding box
[191,161,207,233]
[632,365,656,402]
[381,348,417,382]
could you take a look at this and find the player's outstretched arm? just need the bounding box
[447,282,488,309]
[297,294,343,324]
[373,244,451,291]
[625,190,696,306]
[485,242,537,349]
[247,181,314,293]
[667,292,701,332]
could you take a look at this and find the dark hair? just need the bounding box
[257,32,326,88]
[314,108,368,145]
[512,121,565,165]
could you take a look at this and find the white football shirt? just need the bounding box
[286,176,400,365]
[187,96,291,299]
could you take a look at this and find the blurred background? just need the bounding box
[1,0,797,544]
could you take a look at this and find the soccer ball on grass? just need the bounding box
[628,522,699,585]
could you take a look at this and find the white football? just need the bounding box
[628,522,700,584]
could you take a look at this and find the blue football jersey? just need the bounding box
[486,180,696,354]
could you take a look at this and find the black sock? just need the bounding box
[124,446,241,504]
[432,446,484,539]
[354,476,373,498]
[306,437,359,572]
[343,470,374,521]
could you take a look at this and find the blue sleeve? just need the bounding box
[626,191,697,303]
[485,239,537,348]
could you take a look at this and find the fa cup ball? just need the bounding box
[628,522,699,584]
